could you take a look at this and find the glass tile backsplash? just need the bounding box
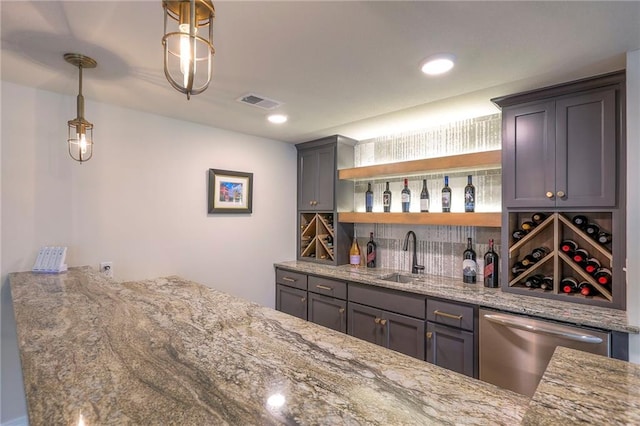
[352,113,502,279]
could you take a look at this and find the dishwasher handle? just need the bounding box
[482,314,604,344]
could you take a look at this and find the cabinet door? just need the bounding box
[383,311,425,360]
[297,145,335,211]
[347,302,382,346]
[503,101,556,208]
[275,284,307,320]
[308,292,347,333]
[555,88,617,207]
[426,322,475,378]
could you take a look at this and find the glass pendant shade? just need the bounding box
[64,53,96,164]
[162,0,215,99]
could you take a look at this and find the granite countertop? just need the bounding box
[10,267,529,425]
[522,346,640,425]
[274,260,639,334]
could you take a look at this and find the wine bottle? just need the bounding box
[520,255,537,267]
[464,175,475,212]
[365,183,373,212]
[462,237,477,284]
[366,232,377,268]
[483,239,499,288]
[349,236,361,267]
[442,176,451,212]
[572,248,589,266]
[540,276,554,291]
[383,182,392,212]
[325,234,334,247]
[531,247,550,260]
[572,215,588,229]
[420,179,430,212]
[401,178,411,213]
[561,277,579,293]
[579,282,596,296]
[512,229,527,242]
[524,275,543,288]
[511,262,527,276]
[584,257,601,274]
[559,239,578,255]
[584,223,600,239]
[521,221,536,232]
[594,268,612,286]
[531,212,547,224]
[596,231,612,245]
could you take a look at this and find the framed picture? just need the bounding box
[208,169,253,214]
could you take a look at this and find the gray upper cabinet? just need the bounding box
[298,144,335,211]
[496,71,623,209]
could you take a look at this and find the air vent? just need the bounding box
[237,93,282,110]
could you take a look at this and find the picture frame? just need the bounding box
[208,169,253,214]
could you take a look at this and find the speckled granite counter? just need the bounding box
[523,346,640,425]
[10,268,529,425]
[275,261,639,334]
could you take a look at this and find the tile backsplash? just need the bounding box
[351,113,502,280]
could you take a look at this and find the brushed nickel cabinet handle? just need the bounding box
[434,310,463,320]
[315,284,333,291]
[556,190,565,198]
[282,277,297,282]
[546,191,554,199]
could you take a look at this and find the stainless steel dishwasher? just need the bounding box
[479,308,610,397]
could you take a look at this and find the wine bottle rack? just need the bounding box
[299,213,336,262]
[507,212,615,306]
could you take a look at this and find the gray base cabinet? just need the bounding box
[308,292,346,333]
[426,322,474,378]
[276,284,307,320]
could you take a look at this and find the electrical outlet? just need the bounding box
[100,261,113,278]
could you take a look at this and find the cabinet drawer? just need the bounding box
[427,299,475,331]
[276,269,307,290]
[349,284,425,319]
[308,276,347,299]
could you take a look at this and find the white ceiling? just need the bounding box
[2,1,639,144]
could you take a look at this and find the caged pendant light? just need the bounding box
[162,0,215,100]
[65,53,97,164]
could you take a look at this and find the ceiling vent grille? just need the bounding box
[237,93,282,110]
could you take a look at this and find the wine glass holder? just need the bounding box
[508,212,614,303]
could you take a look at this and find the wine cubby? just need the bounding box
[506,212,617,307]
[299,213,336,263]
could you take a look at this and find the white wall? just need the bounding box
[627,49,640,363]
[0,81,296,423]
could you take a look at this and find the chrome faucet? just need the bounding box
[403,230,425,274]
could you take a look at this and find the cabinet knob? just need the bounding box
[426,332,433,339]
[556,190,565,198]
[379,319,387,326]
[301,297,306,303]
[546,191,554,199]
[309,201,314,206]
[374,317,381,324]
[339,308,345,314]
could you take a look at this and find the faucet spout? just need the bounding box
[403,230,424,274]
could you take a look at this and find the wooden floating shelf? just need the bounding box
[338,150,502,181]
[338,212,502,227]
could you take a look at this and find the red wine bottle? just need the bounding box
[579,282,596,296]
[365,182,373,212]
[597,231,612,245]
[594,268,612,286]
[521,255,537,267]
[524,274,543,288]
[559,239,578,254]
[531,247,550,260]
[462,237,477,283]
[483,239,499,288]
[584,257,601,275]
[512,230,527,241]
[584,223,600,239]
[464,175,475,212]
[572,248,589,266]
[383,182,392,212]
[540,276,554,291]
[401,178,411,212]
[531,212,548,224]
[561,277,579,293]
[366,232,377,268]
[511,262,526,275]
[572,215,588,229]
[441,176,451,212]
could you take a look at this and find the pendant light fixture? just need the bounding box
[162,0,215,100]
[65,53,97,164]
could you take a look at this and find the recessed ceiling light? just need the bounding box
[267,114,288,124]
[420,54,456,75]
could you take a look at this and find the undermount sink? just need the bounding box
[382,273,422,284]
